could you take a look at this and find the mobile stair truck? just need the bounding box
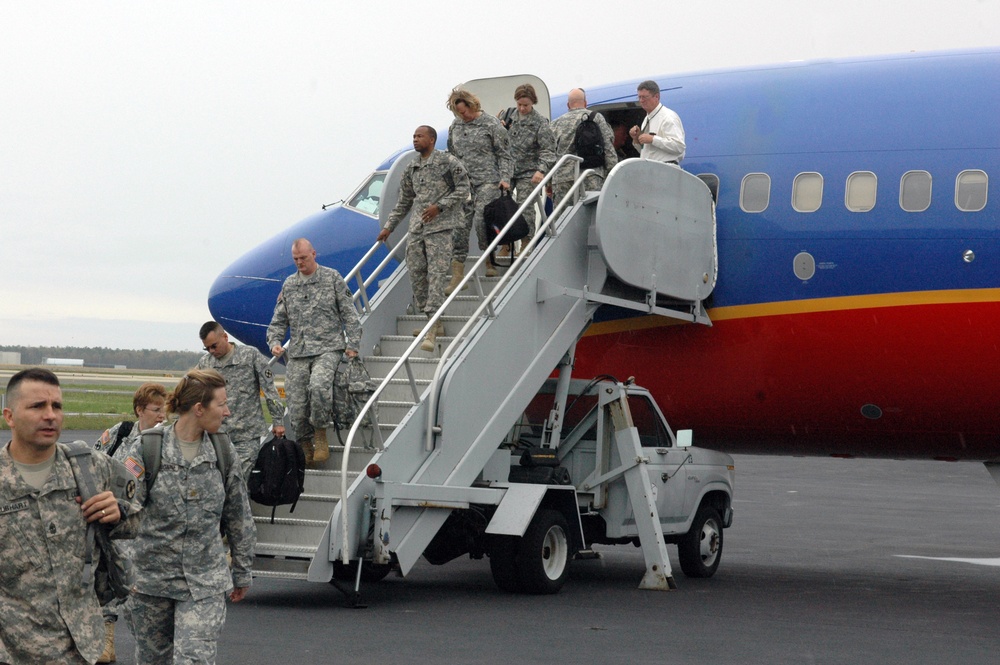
[251,156,735,600]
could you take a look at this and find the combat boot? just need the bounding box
[444,260,467,295]
[420,325,438,352]
[97,621,115,663]
[313,428,330,464]
[299,439,314,466]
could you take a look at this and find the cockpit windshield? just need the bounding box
[345,172,386,216]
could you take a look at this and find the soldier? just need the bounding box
[267,238,362,464]
[507,84,556,252]
[446,86,514,287]
[126,370,255,665]
[629,79,686,164]
[378,125,471,352]
[1,368,139,665]
[198,321,286,477]
[550,88,618,206]
[92,381,167,663]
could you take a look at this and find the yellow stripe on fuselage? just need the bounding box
[584,288,1000,336]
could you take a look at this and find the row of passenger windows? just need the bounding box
[735,170,989,214]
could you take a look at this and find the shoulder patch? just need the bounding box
[124,456,145,480]
[264,369,273,380]
[124,478,136,500]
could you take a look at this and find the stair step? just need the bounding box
[395,315,469,337]
[251,569,309,581]
[376,335,455,359]
[366,355,442,381]
[255,542,315,557]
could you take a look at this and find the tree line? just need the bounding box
[1,345,203,371]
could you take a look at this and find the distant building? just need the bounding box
[44,358,85,366]
[0,351,21,365]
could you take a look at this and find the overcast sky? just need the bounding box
[2,1,997,352]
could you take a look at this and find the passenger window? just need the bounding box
[792,172,823,212]
[628,395,671,448]
[955,170,988,212]
[845,172,877,212]
[345,173,386,216]
[740,173,770,213]
[900,171,932,212]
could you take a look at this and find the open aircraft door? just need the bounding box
[462,75,551,120]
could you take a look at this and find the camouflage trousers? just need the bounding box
[407,229,454,314]
[512,176,544,239]
[285,351,341,443]
[552,173,605,209]
[231,437,262,480]
[129,592,227,665]
[452,182,502,263]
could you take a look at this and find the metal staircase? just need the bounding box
[250,156,718,588]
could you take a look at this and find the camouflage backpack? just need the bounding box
[332,355,378,447]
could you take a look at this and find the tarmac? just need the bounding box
[62,432,1000,665]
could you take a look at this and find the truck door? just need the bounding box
[628,393,692,531]
[461,75,551,120]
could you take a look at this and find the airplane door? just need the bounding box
[378,149,420,247]
[462,75,551,120]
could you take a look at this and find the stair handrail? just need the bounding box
[344,232,409,316]
[336,154,592,564]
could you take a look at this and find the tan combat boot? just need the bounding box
[420,321,446,352]
[313,428,330,464]
[299,439,314,466]
[444,260,467,295]
[97,621,115,663]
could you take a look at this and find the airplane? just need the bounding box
[208,47,1000,466]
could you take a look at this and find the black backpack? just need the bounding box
[570,111,605,169]
[247,435,305,523]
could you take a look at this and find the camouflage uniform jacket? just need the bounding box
[384,150,471,236]
[266,265,363,359]
[550,108,619,184]
[447,112,514,187]
[0,442,140,665]
[124,424,255,600]
[509,108,557,180]
[94,419,140,461]
[197,344,285,442]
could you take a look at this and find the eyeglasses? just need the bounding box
[637,94,655,102]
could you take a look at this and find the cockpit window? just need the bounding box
[345,172,386,216]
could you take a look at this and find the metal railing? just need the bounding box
[335,154,595,563]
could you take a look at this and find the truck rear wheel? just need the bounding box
[678,505,723,578]
[489,509,571,594]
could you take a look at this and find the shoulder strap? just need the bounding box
[588,110,597,122]
[107,421,134,458]
[62,442,100,587]
[208,432,235,482]
[140,429,163,497]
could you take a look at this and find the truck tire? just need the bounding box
[516,509,571,594]
[678,505,723,578]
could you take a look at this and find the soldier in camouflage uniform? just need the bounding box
[446,86,514,285]
[1,368,139,665]
[507,84,556,249]
[124,370,255,665]
[267,237,362,464]
[198,321,286,477]
[550,88,618,206]
[379,125,471,352]
[92,382,167,663]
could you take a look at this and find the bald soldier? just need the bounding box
[267,238,362,464]
[1,368,139,665]
[549,88,618,206]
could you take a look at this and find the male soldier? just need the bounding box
[378,125,471,352]
[549,88,618,206]
[267,238,362,464]
[1,368,139,665]
[198,321,286,477]
[629,79,686,164]
[446,86,514,285]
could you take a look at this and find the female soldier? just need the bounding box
[93,382,167,663]
[127,369,255,664]
[507,83,556,255]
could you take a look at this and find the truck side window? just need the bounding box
[628,395,671,448]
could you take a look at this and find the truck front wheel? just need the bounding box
[678,505,723,578]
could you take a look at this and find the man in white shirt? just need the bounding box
[629,80,686,164]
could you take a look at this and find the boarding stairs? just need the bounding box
[250,156,717,589]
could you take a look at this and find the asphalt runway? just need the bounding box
[61,430,1000,665]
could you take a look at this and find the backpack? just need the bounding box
[484,190,529,247]
[139,429,236,496]
[63,443,134,606]
[247,435,306,523]
[570,110,605,170]
[333,355,379,448]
